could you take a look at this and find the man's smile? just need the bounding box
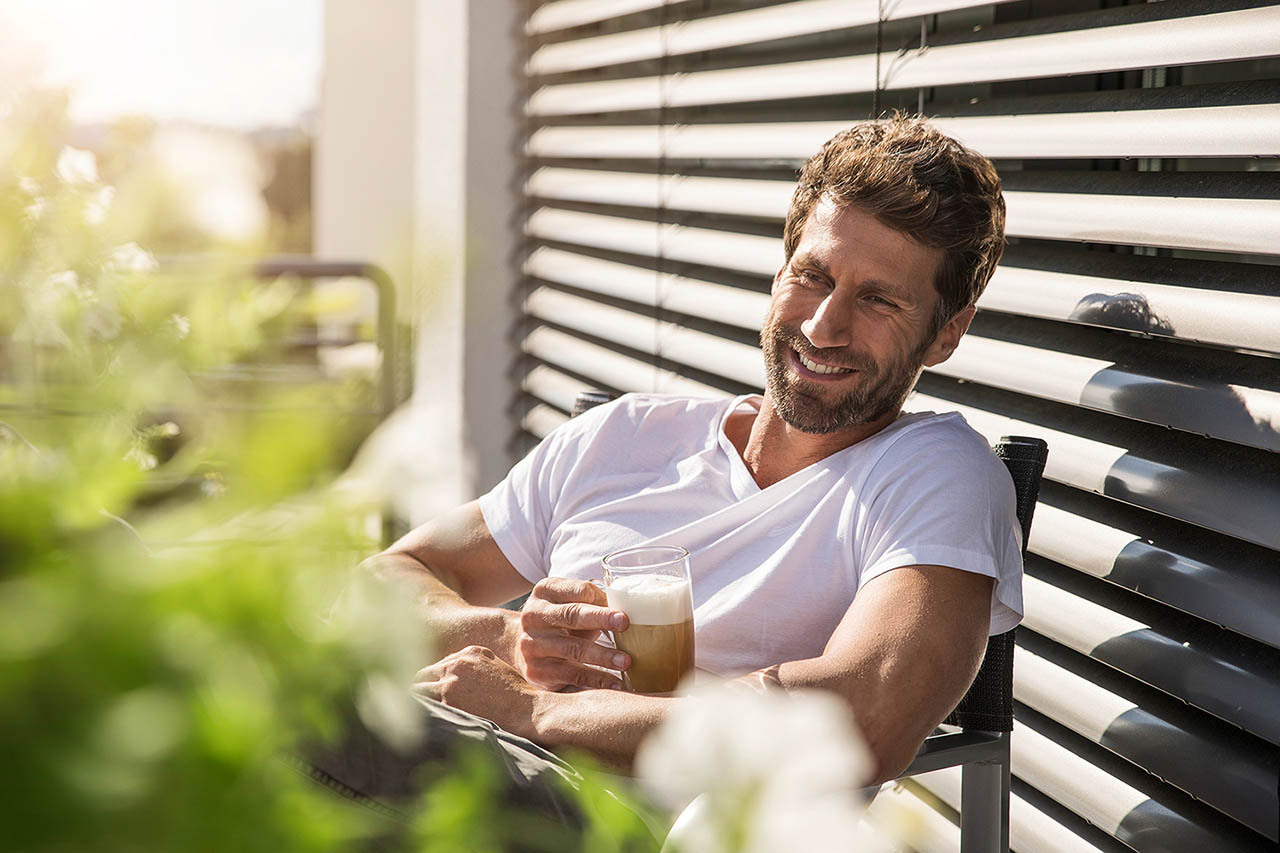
[790,347,857,380]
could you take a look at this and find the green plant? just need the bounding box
[1,92,392,852]
[1,92,665,852]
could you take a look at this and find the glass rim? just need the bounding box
[601,545,690,574]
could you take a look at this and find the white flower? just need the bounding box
[170,314,191,340]
[125,445,158,471]
[107,243,158,273]
[56,146,99,185]
[637,684,873,853]
[48,270,82,294]
[84,185,115,225]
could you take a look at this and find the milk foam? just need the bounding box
[606,574,693,625]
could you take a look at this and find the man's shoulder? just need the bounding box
[889,408,990,450]
[549,393,736,462]
[865,408,1005,482]
[582,392,735,429]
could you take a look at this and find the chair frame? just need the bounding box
[903,731,1012,851]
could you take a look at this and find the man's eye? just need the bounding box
[799,270,823,284]
[868,295,897,308]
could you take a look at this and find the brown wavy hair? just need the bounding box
[783,113,1006,336]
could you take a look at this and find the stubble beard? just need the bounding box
[760,320,930,435]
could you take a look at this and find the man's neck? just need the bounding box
[726,393,899,490]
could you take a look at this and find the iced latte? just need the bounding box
[602,546,695,694]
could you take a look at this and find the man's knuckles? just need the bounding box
[518,633,584,664]
[518,606,542,633]
[555,601,616,629]
[520,600,609,632]
[514,631,536,657]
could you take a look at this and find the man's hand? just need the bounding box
[514,578,631,691]
[414,645,542,740]
[415,644,672,770]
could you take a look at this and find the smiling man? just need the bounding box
[317,115,1019,818]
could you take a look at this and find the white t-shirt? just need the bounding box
[478,393,1022,677]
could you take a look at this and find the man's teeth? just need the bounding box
[798,352,853,375]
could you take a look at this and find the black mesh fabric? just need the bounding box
[944,629,1017,730]
[996,436,1050,556]
[570,390,618,418]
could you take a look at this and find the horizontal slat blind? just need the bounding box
[527,6,1280,115]
[517,1,1280,849]
[528,104,1280,159]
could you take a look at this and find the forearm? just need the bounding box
[741,644,976,783]
[771,657,921,782]
[363,551,521,664]
[742,568,994,784]
[533,688,676,771]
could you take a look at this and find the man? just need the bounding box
[356,114,1019,794]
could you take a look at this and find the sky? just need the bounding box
[0,0,321,129]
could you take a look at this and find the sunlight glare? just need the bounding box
[0,0,320,129]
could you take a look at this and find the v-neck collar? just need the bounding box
[717,395,764,501]
[715,394,923,502]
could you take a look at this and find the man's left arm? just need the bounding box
[760,564,992,783]
[417,563,991,781]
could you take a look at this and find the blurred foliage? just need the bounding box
[0,92,658,851]
[0,89,391,852]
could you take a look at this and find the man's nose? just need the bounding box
[800,293,853,349]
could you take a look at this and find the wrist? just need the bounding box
[493,606,523,665]
[426,603,520,662]
[530,685,569,746]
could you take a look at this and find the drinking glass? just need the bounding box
[601,545,695,694]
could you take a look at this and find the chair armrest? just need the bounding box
[900,730,1009,776]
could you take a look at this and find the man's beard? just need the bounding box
[760,321,929,435]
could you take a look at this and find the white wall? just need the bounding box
[317,0,520,521]
[316,0,417,280]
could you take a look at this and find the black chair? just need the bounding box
[898,434,1047,853]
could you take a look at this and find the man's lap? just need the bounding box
[296,694,587,828]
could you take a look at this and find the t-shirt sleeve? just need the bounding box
[475,406,602,584]
[855,421,1024,634]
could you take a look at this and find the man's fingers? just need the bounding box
[532,577,608,606]
[526,659,625,692]
[522,600,628,633]
[518,632,630,672]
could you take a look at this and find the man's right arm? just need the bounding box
[362,500,632,690]
[362,500,532,664]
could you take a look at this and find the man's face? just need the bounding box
[761,198,967,435]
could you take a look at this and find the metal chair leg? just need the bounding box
[959,732,1010,853]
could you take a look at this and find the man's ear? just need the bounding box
[771,264,786,294]
[922,305,976,367]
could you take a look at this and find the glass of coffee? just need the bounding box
[601,545,695,694]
